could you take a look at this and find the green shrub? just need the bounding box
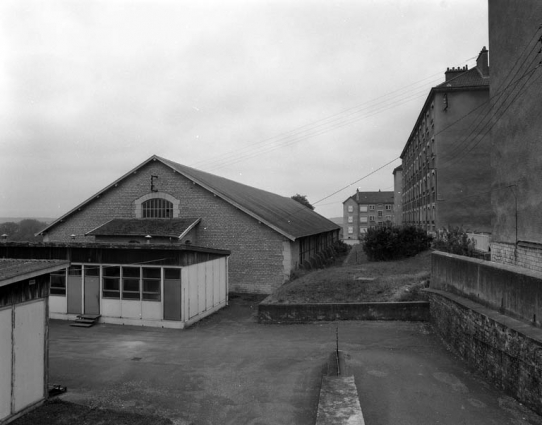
[332,239,351,255]
[362,225,432,261]
[432,227,475,257]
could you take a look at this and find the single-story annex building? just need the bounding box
[37,155,340,294]
[0,259,69,424]
[0,242,230,329]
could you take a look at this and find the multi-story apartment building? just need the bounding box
[343,190,394,241]
[399,47,493,233]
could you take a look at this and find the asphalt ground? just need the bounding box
[49,294,542,425]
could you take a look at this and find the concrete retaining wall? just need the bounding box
[431,251,542,327]
[428,289,542,417]
[258,301,429,324]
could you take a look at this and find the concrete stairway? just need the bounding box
[70,314,101,328]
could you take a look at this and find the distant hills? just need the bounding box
[328,217,343,226]
[0,217,55,224]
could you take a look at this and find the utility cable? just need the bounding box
[189,56,478,172]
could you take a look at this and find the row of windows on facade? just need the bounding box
[347,222,392,234]
[402,205,436,222]
[347,204,392,213]
[347,213,392,223]
[49,265,182,301]
[404,102,435,162]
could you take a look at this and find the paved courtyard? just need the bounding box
[50,295,542,425]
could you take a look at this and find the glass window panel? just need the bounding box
[164,268,181,280]
[123,267,140,278]
[103,266,120,277]
[123,278,140,292]
[68,265,82,276]
[142,198,173,218]
[50,271,66,296]
[85,266,100,277]
[143,268,161,279]
[122,292,140,300]
[103,291,120,299]
[103,278,120,291]
[143,280,160,292]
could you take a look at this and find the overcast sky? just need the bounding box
[0,0,488,220]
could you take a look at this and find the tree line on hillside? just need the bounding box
[0,219,47,242]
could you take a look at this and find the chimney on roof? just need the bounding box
[445,66,467,81]
[356,188,359,202]
[476,46,489,77]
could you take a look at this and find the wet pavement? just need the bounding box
[49,295,542,425]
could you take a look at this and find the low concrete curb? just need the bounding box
[258,301,430,324]
[316,351,365,425]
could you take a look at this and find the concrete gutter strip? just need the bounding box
[316,376,365,425]
[316,351,365,425]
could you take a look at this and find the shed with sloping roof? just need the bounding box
[37,155,340,294]
[0,259,69,424]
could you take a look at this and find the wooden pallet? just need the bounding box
[70,314,101,328]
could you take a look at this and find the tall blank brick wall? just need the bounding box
[45,161,289,294]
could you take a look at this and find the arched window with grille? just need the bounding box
[142,198,173,218]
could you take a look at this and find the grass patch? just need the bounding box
[267,245,431,304]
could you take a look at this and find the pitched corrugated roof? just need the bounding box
[39,156,339,241]
[156,157,339,240]
[0,259,69,287]
[344,191,394,204]
[85,218,201,238]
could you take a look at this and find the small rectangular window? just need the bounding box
[122,267,141,300]
[348,216,353,223]
[369,205,375,210]
[369,216,375,221]
[50,269,67,296]
[348,226,353,234]
[378,211,383,217]
[68,265,82,276]
[359,206,367,212]
[360,217,368,223]
[84,266,100,277]
[103,266,120,298]
[164,268,181,280]
[347,205,353,213]
[142,267,161,301]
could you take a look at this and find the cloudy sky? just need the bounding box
[0,0,488,220]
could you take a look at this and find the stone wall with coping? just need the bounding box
[428,290,542,417]
[431,251,542,327]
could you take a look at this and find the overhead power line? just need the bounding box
[189,56,478,172]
